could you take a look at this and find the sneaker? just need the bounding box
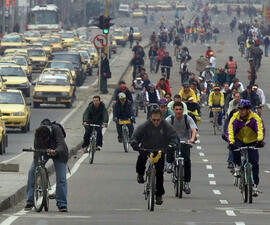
[137,174,144,184]
[24,203,34,211]
[166,163,173,174]
[58,206,68,212]
[252,185,258,197]
[96,146,101,151]
[227,162,234,169]
[234,166,240,177]
[118,137,122,143]
[83,147,88,153]
[184,182,191,194]
[156,196,163,205]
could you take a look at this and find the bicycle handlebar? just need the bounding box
[85,124,103,127]
[179,141,193,148]
[22,148,49,153]
[233,146,258,151]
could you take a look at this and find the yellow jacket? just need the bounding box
[208,91,224,106]
[179,88,197,103]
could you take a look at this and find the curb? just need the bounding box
[0,41,150,212]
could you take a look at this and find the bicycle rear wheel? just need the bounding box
[34,167,48,212]
[240,169,248,203]
[89,137,96,164]
[246,164,253,204]
[148,166,156,211]
[122,126,129,153]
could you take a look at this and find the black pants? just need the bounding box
[161,67,171,79]
[155,60,162,73]
[116,123,134,139]
[82,126,103,148]
[233,139,259,185]
[136,151,165,196]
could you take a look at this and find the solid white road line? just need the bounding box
[209,180,216,185]
[208,173,215,178]
[219,200,229,204]
[226,210,236,216]
[235,222,246,225]
[213,190,222,195]
[206,165,213,170]
[203,159,209,162]
[199,152,205,156]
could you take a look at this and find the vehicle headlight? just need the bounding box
[12,111,24,116]
[34,92,43,97]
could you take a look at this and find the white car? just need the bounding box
[118,4,130,17]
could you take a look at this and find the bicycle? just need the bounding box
[133,90,144,117]
[142,148,163,211]
[22,148,52,212]
[211,107,222,135]
[85,124,102,164]
[173,141,193,198]
[119,119,131,153]
[233,146,258,204]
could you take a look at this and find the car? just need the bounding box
[157,1,172,10]
[0,89,30,133]
[78,50,93,76]
[23,31,41,42]
[52,51,86,86]
[118,4,131,16]
[0,33,26,54]
[78,44,98,67]
[32,73,75,108]
[28,48,48,72]
[42,68,75,85]
[132,9,145,18]
[112,29,128,46]
[44,36,63,52]
[0,116,7,154]
[133,27,142,41]
[4,48,28,57]
[76,27,89,39]
[0,65,31,97]
[32,40,53,56]
[60,31,78,49]
[176,2,187,10]
[110,36,117,54]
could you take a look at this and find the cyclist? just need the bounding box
[186,96,201,125]
[155,76,171,95]
[208,85,224,127]
[241,85,261,111]
[166,102,197,194]
[214,68,228,87]
[168,94,188,115]
[156,46,166,73]
[113,92,135,143]
[225,56,237,84]
[158,98,173,119]
[145,83,160,118]
[130,76,145,112]
[179,82,198,103]
[173,35,182,57]
[227,99,265,196]
[205,46,215,59]
[25,119,69,212]
[148,45,158,73]
[229,78,244,93]
[82,96,109,152]
[131,53,144,79]
[161,51,173,80]
[130,108,178,205]
[252,84,265,107]
[112,81,133,104]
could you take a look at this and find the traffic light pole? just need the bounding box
[104,0,109,57]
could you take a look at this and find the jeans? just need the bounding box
[149,56,156,72]
[27,160,67,207]
[227,149,233,163]
[265,44,269,57]
[82,125,103,148]
[116,123,134,139]
[161,67,171,79]
[136,151,165,196]
[155,60,161,73]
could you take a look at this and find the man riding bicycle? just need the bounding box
[227,99,265,196]
[166,102,197,194]
[131,108,178,205]
[208,86,224,127]
[82,96,109,152]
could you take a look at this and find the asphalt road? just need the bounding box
[1,3,270,225]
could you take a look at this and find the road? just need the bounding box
[1,3,270,225]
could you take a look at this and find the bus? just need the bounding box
[26,4,61,32]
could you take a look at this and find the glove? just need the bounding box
[255,141,264,148]
[113,117,118,122]
[168,144,177,151]
[228,143,235,151]
[131,143,141,151]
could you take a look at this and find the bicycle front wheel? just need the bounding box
[34,167,48,212]
[177,162,184,198]
[89,138,96,164]
[240,169,248,203]
[246,164,253,204]
[122,126,129,153]
[148,166,155,211]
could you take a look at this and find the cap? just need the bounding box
[183,82,190,87]
[158,98,168,106]
[136,76,142,80]
[238,99,251,109]
[252,85,258,90]
[118,92,126,99]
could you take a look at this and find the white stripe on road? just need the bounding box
[196,146,202,150]
[0,113,114,225]
[206,165,213,170]
[266,103,270,110]
[196,134,200,137]
[199,152,205,156]
[203,159,209,162]
[196,139,200,143]
[235,222,246,225]
[226,210,236,216]
[209,180,216,185]
[213,190,222,195]
[79,86,90,89]
[208,174,215,178]
[264,170,270,173]
[219,200,228,204]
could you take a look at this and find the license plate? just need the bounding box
[48,97,56,102]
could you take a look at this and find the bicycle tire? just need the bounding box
[43,168,49,212]
[178,162,184,198]
[135,103,139,117]
[174,165,179,197]
[148,166,155,211]
[240,169,248,203]
[246,164,253,204]
[34,167,48,212]
[89,137,96,164]
[122,126,129,153]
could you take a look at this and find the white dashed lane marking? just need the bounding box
[208,173,215,178]
[196,146,202,150]
[199,152,205,156]
[226,210,236,216]
[209,180,216,185]
[219,200,228,204]
[202,159,209,162]
[235,222,246,225]
[206,165,212,170]
[213,189,222,195]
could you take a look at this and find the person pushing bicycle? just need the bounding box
[227,99,265,196]
[130,108,178,205]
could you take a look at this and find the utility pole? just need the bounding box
[104,0,109,57]
[2,0,5,35]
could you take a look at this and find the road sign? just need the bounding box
[93,34,108,49]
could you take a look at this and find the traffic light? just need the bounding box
[94,15,105,29]
[103,17,114,34]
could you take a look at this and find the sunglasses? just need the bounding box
[152,118,161,122]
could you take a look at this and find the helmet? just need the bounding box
[148,83,155,88]
[238,99,251,109]
[118,92,126,100]
[158,98,168,106]
[183,82,190,87]
[120,84,127,90]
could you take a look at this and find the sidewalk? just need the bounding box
[0,40,149,212]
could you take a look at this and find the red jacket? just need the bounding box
[156,79,171,94]
[157,48,166,61]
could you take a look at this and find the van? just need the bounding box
[118,4,130,17]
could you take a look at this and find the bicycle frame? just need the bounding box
[211,107,221,135]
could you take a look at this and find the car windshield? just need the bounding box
[47,37,60,43]
[28,49,45,56]
[0,67,25,76]
[24,32,41,37]
[113,31,123,36]
[12,57,27,66]
[33,41,49,46]
[2,36,21,42]
[134,27,139,32]
[80,52,89,59]
[134,9,142,12]
[0,92,24,104]
[0,62,17,66]
[52,54,80,64]
[60,33,74,38]
[77,30,87,36]
[38,75,69,85]
[29,11,58,25]
[48,62,73,70]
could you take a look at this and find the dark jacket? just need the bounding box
[148,48,157,57]
[101,56,111,78]
[131,56,144,68]
[113,100,134,120]
[130,119,178,149]
[112,87,133,103]
[34,125,69,163]
[241,90,261,110]
[83,101,109,124]
[161,56,173,67]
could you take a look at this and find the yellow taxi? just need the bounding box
[32,73,75,108]
[132,9,145,18]
[176,2,187,10]
[138,2,146,10]
[60,31,78,49]
[0,33,26,54]
[157,1,172,10]
[4,48,28,57]
[112,29,128,47]
[28,48,48,72]
[42,68,75,85]
[0,88,30,133]
[32,40,53,56]
[76,27,89,39]
[133,27,142,41]
[79,45,98,67]
[23,31,41,42]
[0,115,7,154]
[0,65,31,97]
[78,50,93,76]
[44,36,63,52]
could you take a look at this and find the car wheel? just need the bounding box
[66,102,72,108]
[21,122,29,133]
[27,120,30,131]
[33,102,40,108]
[0,138,4,155]
[26,88,31,98]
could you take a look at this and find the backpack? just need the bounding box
[40,119,66,138]
[170,114,190,130]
